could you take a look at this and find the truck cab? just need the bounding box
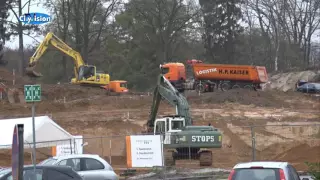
[102,80,128,93]
[160,63,186,92]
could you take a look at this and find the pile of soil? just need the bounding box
[269,143,320,171]
[186,89,293,108]
[0,67,31,85]
[40,84,105,101]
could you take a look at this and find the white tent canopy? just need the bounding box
[0,116,74,149]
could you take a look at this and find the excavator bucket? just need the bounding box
[25,65,43,77]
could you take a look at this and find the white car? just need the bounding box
[228,161,304,180]
[39,154,118,180]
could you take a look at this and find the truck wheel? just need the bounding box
[209,83,217,92]
[221,83,230,91]
[232,85,240,89]
[196,83,205,93]
[244,85,252,90]
[199,151,212,166]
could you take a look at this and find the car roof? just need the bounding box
[24,165,73,169]
[233,161,289,169]
[0,165,73,174]
[51,154,101,160]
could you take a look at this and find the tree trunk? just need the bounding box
[18,0,24,75]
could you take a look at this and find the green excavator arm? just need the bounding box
[147,75,192,129]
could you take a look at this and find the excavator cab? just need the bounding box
[154,116,185,144]
[154,116,185,133]
[78,65,96,80]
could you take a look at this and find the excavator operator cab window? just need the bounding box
[171,120,184,130]
[155,121,166,134]
[120,82,127,88]
[79,66,95,79]
[161,67,169,75]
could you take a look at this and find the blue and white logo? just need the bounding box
[19,12,51,25]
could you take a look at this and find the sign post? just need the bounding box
[24,85,41,174]
[12,124,24,180]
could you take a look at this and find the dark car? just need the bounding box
[297,83,320,93]
[0,165,83,180]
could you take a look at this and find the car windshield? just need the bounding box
[120,82,127,88]
[232,168,280,180]
[39,158,58,165]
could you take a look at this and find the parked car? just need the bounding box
[299,175,315,180]
[39,154,118,180]
[227,161,303,180]
[296,83,320,93]
[0,165,83,180]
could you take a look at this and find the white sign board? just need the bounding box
[126,135,163,167]
[56,135,83,156]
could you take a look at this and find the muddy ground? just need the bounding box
[0,67,320,171]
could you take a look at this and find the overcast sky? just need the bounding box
[4,0,320,49]
[5,0,49,49]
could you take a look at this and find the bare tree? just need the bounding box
[130,0,200,62]
[69,0,121,64]
[45,0,72,79]
[6,0,39,75]
[246,0,320,71]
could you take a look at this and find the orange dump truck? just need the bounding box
[160,60,269,92]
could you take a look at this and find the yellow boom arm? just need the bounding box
[26,32,92,81]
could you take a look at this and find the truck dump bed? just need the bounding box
[192,64,268,83]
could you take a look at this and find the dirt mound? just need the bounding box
[267,70,320,92]
[0,67,31,85]
[268,143,320,170]
[186,89,292,108]
[0,149,50,166]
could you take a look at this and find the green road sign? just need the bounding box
[24,85,41,102]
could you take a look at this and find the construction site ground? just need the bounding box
[0,67,319,172]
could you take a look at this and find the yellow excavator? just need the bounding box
[26,32,128,93]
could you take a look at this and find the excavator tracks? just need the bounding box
[164,150,176,166]
[199,151,212,166]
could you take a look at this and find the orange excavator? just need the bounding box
[160,59,269,93]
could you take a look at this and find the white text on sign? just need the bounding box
[191,136,215,142]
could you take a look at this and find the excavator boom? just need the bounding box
[26,32,86,80]
[147,74,192,129]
